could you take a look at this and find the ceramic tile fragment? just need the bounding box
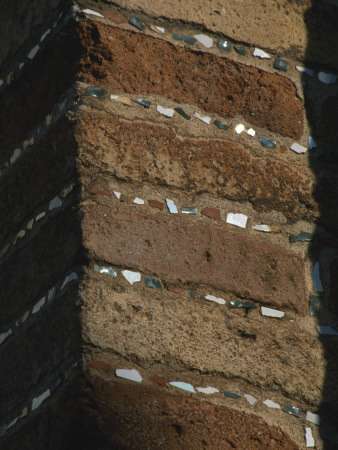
[194,112,211,124]
[196,386,219,394]
[194,34,213,48]
[0,243,10,258]
[318,71,337,84]
[247,128,256,136]
[122,270,141,285]
[50,377,62,393]
[317,326,338,335]
[114,191,121,199]
[112,96,132,106]
[62,183,74,197]
[6,417,18,430]
[263,399,280,409]
[48,286,56,302]
[244,394,257,405]
[261,306,284,318]
[273,58,288,72]
[133,197,145,205]
[90,360,111,372]
[102,10,126,24]
[32,389,51,410]
[291,142,307,154]
[229,300,256,309]
[312,262,323,292]
[226,213,247,228]
[110,95,118,100]
[296,66,313,77]
[129,16,145,31]
[149,375,166,386]
[305,427,315,447]
[283,405,301,418]
[0,329,12,346]
[252,225,271,233]
[182,207,197,214]
[15,311,30,326]
[94,263,117,277]
[132,98,151,108]
[310,295,320,317]
[214,119,229,130]
[166,199,178,214]
[18,407,28,418]
[169,381,195,393]
[82,8,104,18]
[172,34,196,45]
[115,368,142,383]
[169,287,193,298]
[23,137,34,149]
[40,29,51,42]
[234,46,246,55]
[14,230,25,243]
[144,276,163,290]
[217,40,232,52]
[235,124,245,134]
[253,48,271,59]
[35,212,46,221]
[157,105,174,117]
[49,196,62,210]
[306,411,320,425]
[205,294,226,305]
[32,297,46,314]
[148,199,165,209]
[175,107,191,120]
[84,86,106,98]
[224,391,240,399]
[308,136,317,149]
[28,44,40,59]
[201,207,221,222]
[258,137,276,148]
[61,272,78,289]
[45,114,52,126]
[155,26,165,34]
[289,232,313,243]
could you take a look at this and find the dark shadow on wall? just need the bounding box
[304,1,338,448]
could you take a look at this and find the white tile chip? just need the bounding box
[169,381,196,393]
[133,197,145,205]
[115,369,142,383]
[196,386,219,394]
[205,294,226,305]
[194,34,213,48]
[122,270,141,285]
[49,196,62,210]
[47,286,56,302]
[296,66,314,77]
[308,136,317,149]
[166,199,178,214]
[32,389,51,411]
[155,26,165,33]
[28,44,40,59]
[14,230,25,243]
[82,8,104,18]
[290,142,307,154]
[194,112,211,124]
[244,394,257,405]
[10,148,21,164]
[312,262,323,292]
[252,225,271,233]
[61,272,78,289]
[27,219,34,230]
[157,105,175,117]
[317,326,338,335]
[114,191,121,199]
[235,123,245,134]
[6,417,18,430]
[247,128,256,136]
[261,306,284,318]
[253,48,271,59]
[40,29,51,42]
[0,329,12,346]
[35,212,46,221]
[263,399,280,409]
[306,411,320,425]
[32,297,46,314]
[318,72,337,84]
[226,213,248,228]
[110,95,118,100]
[305,427,315,447]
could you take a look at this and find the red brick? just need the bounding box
[90,360,111,372]
[201,207,221,222]
[148,200,165,210]
[168,286,192,298]
[91,186,113,197]
[103,10,126,24]
[149,375,167,386]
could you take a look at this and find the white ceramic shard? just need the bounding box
[115,369,142,383]
[62,184,74,197]
[6,417,18,430]
[263,399,280,409]
[235,124,245,134]
[14,230,25,243]
[40,29,51,42]
[261,306,284,318]
[0,329,12,346]
[28,45,40,59]
[133,197,145,205]
[166,199,178,214]
[35,212,46,221]
[305,427,315,447]
[114,191,121,199]
[94,264,117,277]
[308,136,317,149]
[157,105,174,117]
[194,34,213,48]
[49,196,62,211]
[47,286,56,302]
[18,62,24,70]
[82,8,104,18]
[296,66,314,77]
[205,294,226,305]
[194,112,211,124]
[312,262,323,292]
[317,326,338,335]
[10,148,21,164]
[155,26,165,33]
[32,297,46,314]
[169,381,196,393]
[61,272,78,289]
[253,48,271,59]
[27,219,34,230]
[226,213,248,228]
[244,394,257,405]
[31,389,51,411]
[290,142,307,154]
[110,95,118,100]
[196,386,219,394]
[122,270,141,284]
[247,128,256,136]
[251,225,271,233]
[306,411,320,425]
[318,72,337,84]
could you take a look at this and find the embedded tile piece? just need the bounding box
[110,95,118,100]
[244,394,257,405]
[226,213,248,228]
[224,391,241,399]
[155,26,165,33]
[166,199,178,214]
[214,119,229,130]
[217,40,232,52]
[103,10,126,24]
[112,96,132,106]
[18,407,28,418]
[14,230,25,243]
[62,184,74,197]
[194,34,213,48]
[263,399,280,409]
[10,148,21,164]
[132,98,151,108]
[40,29,51,42]
[273,58,288,72]
[234,46,246,55]
[290,142,307,154]
[148,200,165,209]
[308,136,317,149]
[235,124,245,134]
[282,405,301,418]
[133,197,145,205]
[129,16,145,31]
[50,377,63,393]
[194,112,211,124]
[149,375,167,386]
[318,72,337,84]
[115,369,143,383]
[61,272,78,289]
[261,306,284,318]
[114,191,121,199]
[175,107,191,120]
[172,34,196,45]
[0,329,12,346]
[122,270,141,284]
[196,386,219,394]
[306,411,320,425]
[0,243,10,258]
[15,311,30,326]
[6,72,13,85]
[229,300,256,309]
[201,207,221,222]
[309,295,320,317]
[296,66,314,77]
[182,207,197,214]
[253,48,271,59]
[82,8,104,18]
[144,276,163,290]
[6,417,18,430]
[317,326,338,335]
[305,427,315,447]
[312,262,323,292]
[157,105,174,117]
[47,286,56,302]
[84,87,106,98]
[32,389,51,411]
[49,196,62,210]
[289,232,313,243]
[247,128,256,136]
[35,212,46,221]
[28,45,40,59]
[169,381,195,393]
[90,361,111,372]
[94,263,117,277]
[32,297,46,314]
[252,225,271,233]
[205,294,226,305]
[169,287,193,298]
[258,137,276,148]
[19,63,24,70]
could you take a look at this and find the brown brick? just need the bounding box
[201,207,221,222]
[149,375,167,386]
[91,186,113,197]
[148,200,165,210]
[102,10,126,24]
[90,360,112,372]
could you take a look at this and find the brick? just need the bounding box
[149,375,167,386]
[102,10,126,24]
[201,207,221,222]
[148,200,165,210]
[91,186,113,197]
[90,360,111,372]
